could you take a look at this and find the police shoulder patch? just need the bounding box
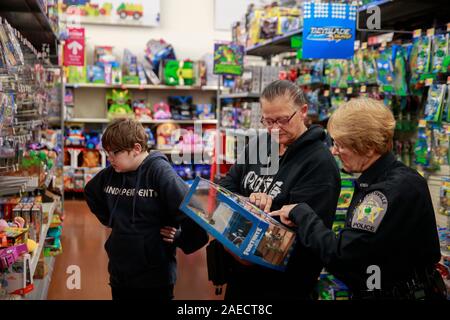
[351,191,388,233]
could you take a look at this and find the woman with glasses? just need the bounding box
[271,98,446,300]
[214,80,341,300]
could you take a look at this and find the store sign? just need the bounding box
[213,43,244,76]
[63,27,85,66]
[302,2,357,59]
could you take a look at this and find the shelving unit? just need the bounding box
[66,83,220,91]
[65,118,217,125]
[245,29,303,58]
[0,0,59,63]
[30,200,58,277]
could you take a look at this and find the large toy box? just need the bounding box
[180,177,296,271]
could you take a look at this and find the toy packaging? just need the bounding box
[180,177,296,271]
[153,101,172,120]
[156,123,180,150]
[162,60,195,86]
[106,89,134,119]
[432,34,449,74]
[145,39,177,74]
[196,104,215,120]
[133,99,152,121]
[169,96,193,120]
[424,85,445,122]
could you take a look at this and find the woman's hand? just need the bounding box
[160,226,178,243]
[270,204,298,227]
[249,193,273,213]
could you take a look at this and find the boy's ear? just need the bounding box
[134,143,143,153]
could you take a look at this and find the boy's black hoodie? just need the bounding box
[85,151,208,289]
[219,125,340,299]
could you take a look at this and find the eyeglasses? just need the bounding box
[260,110,297,128]
[331,140,346,153]
[105,149,125,158]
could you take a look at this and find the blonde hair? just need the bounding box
[327,98,395,155]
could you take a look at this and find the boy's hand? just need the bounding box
[160,226,178,243]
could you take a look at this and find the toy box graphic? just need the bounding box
[180,177,296,271]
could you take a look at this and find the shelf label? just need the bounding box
[346,87,353,94]
[360,85,367,93]
[362,42,368,49]
[425,78,433,86]
[324,90,330,97]
[426,28,435,37]
[418,119,427,128]
[335,88,341,94]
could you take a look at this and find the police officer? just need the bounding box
[271,98,447,300]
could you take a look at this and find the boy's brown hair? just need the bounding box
[101,118,149,152]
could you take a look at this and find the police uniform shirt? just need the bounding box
[288,152,442,292]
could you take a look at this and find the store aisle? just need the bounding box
[48,200,222,300]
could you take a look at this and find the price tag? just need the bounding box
[447,23,450,32]
[139,85,144,90]
[354,40,361,51]
[347,87,353,94]
[426,28,435,37]
[324,90,330,97]
[413,29,422,38]
[418,119,427,128]
[362,42,368,49]
[425,78,434,86]
[361,85,367,93]
[381,41,387,48]
[335,88,341,94]
[447,76,450,84]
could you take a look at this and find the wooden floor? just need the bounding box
[47,200,223,300]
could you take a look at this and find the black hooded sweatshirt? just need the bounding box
[84,151,208,288]
[219,125,341,300]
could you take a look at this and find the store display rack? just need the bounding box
[66,83,221,91]
[0,0,59,63]
[65,118,218,125]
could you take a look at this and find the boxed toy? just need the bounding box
[180,177,296,271]
[169,96,193,120]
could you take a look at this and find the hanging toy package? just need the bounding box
[393,45,408,97]
[376,48,394,94]
[417,36,432,75]
[424,84,445,122]
[431,33,449,74]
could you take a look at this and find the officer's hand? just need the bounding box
[270,204,297,227]
[249,192,273,213]
[160,226,178,243]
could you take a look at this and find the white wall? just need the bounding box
[83,0,232,64]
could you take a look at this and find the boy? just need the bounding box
[84,118,208,300]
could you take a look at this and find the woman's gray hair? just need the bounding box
[260,80,308,109]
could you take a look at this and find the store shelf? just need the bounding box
[358,0,392,12]
[219,92,260,99]
[65,83,220,91]
[26,256,55,300]
[357,0,447,33]
[65,118,217,125]
[245,29,303,58]
[0,0,59,61]
[30,200,57,278]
